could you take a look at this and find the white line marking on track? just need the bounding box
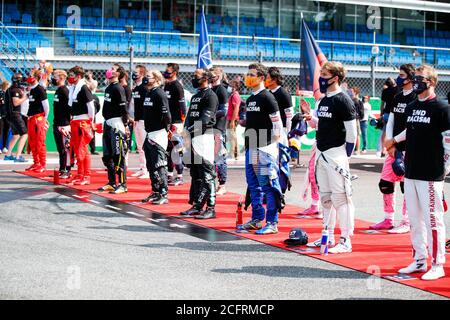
[169,223,187,229]
[126,211,144,217]
[105,205,122,211]
[89,199,100,204]
[73,195,88,199]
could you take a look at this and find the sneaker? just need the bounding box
[60,171,72,179]
[142,192,159,203]
[388,222,410,234]
[14,156,26,163]
[138,172,150,179]
[369,219,394,230]
[180,206,202,217]
[4,155,16,161]
[152,194,169,205]
[74,176,90,185]
[98,183,116,192]
[328,237,352,254]
[167,175,174,185]
[33,166,45,173]
[216,184,227,195]
[306,236,335,248]
[240,219,263,231]
[2,147,7,153]
[297,205,319,216]
[25,164,38,171]
[131,170,144,177]
[398,259,427,274]
[255,222,278,235]
[194,207,216,219]
[70,174,83,184]
[361,150,367,154]
[111,184,127,194]
[169,177,183,186]
[421,264,445,281]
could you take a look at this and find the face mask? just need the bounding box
[105,69,114,79]
[142,76,150,86]
[163,71,172,79]
[191,77,201,89]
[68,76,77,85]
[245,76,260,88]
[318,76,333,93]
[51,77,58,86]
[26,76,35,84]
[396,76,408,88]
[227,86,233,94]
[413,75,429,94]
[264,78,272,88]
[132,72,139,81]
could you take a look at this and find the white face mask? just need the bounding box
[227,86,232,94]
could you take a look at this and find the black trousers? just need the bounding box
[188,149,216,209]
[102,123,128,186]
[143,138,168,195]
[53,126,70,171]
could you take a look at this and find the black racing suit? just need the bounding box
[52,85,71,172]
[102,81,129,187]
[184,87,218,209]
[143,86,172,196]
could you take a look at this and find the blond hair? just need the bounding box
[148,69,164,86]
[53,69,67,78]
[321,61,346,84]
[2,80,10,91]
[416,65,438,86]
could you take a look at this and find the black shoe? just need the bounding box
[195,207,216,219]
[152,194,168,205]
[98,183,116,192]
[142,192,159,203]
[180,206,201,217]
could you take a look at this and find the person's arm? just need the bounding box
[215,87,228,119]
[443,130,450,176]
[160,91,172,131]
[385,112,394,140]
[198,94,218,132]
[175,82,187,120]
[344,120,357,157]
[270,111,283,140]
[118,87,129,125]
[128,97,135,120]
[231,94,240,120]
[42,99,50,119]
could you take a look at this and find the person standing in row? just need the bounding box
[26,69,49,172]
[180,68,218,219]
[85,71,100,155]
[226,79,242,160]
[130,64,150,179]
[99,64,129,194]
[210,66,229,195]
[51,70,71,178]
[141,70,172,205]
[388,65,449,280]
[360,95,371,153]
[163,63,186,186]
[68,66,96,185]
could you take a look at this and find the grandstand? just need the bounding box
[0,0,449,97]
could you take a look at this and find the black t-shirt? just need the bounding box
[164,80,186,123]
[381,86,398,115]
[245,89,279,149]
[185,87,218,135]
[405,98,450,181]
[71,85,94,116]
[391,91,417,152]
[123,84,132,106]
[103,82,128,121]
[53,86,70,126]
[132,83,148,121]
[5,86,24,116]
[271,86,292,128]
[0,89,5,118]
[212,84,228,133]
[352,97,364,120]
[28,85,47,117]
[143,87,171,133]
[316,92,356,152]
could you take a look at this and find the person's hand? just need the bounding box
[387,145,396,158]
[384,138,396,150]
[43,120,49,130]
[229,120,236,130]
[300,98,311,114]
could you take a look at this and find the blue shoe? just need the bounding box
[255,222,278,235]
[14,156,26,163]
[4,155,15,161]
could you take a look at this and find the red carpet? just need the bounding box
[21,169,450,298]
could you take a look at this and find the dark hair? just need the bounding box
[69,66,85,77]
[195,68,214,84]
[112,63,126,80]
[384,77,396,88]
[167,63,179,74]
[352,86,361,95]
[135,64,147,75]
[248,63,267,78]
[267,66,283,85]
[399,64,415,79]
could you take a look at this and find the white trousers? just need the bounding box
[134,120,147,172]
[315,145,355,238]
[404,178,446,265]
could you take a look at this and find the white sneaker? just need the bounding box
[138,172,150,179]
[2,147,7,153]
[328,237,352,254]
[388,222,410,234]
[216,185,227,195]
[398,260,427,274]
[421,264,445,281]
[131,170,144,177]
[306,236,335,248]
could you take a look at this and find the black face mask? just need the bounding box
[413,75,429,94]
[163,71,172,79]
[191,77,201,89]
[142,76,149,85]
[51,77,58,86]
[131,72,139,81]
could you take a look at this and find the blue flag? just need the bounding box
[299,19,327,100]
[197,6,213,69]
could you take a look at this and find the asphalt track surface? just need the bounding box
[0,151,449,300]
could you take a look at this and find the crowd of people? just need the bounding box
[0,60,448,280]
